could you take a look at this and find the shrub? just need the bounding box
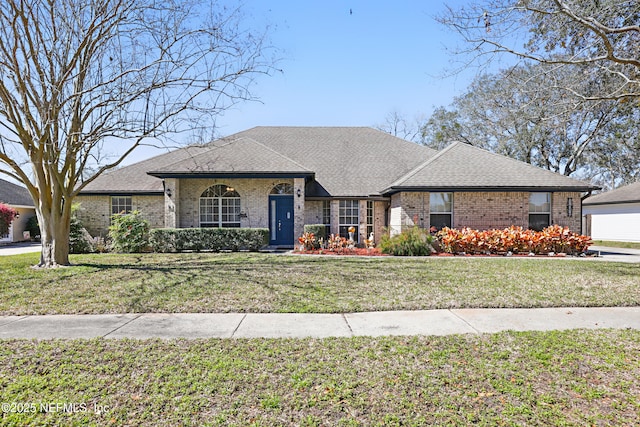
[109,210,150,253]
[304,224,327,241]
[149,228,268,253]
[380,227,434,256]
[298,232,319,251]
[69,206,95,254]
[436,225,591,255]
[25,215,40,240]
[0,203,17,236]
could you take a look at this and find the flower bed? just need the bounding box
[294,247,387,256]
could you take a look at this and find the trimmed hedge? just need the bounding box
[149,228,269,253]
[303,224,327,241]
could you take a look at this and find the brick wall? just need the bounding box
[389,193,427,235]
[390,191,586,234]
[75,194,164,237]
[174,178,295,229]
[454,192,529,230]
[552,192,582,232]
[304,201,324,225]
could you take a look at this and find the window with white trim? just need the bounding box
[529,192,550,231]
[200,184,241,228]
[339,200,359,241]
[429,192,452,230]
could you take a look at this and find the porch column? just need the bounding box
[330,199,340,236]
[164,178,179,228]
[293,178,305,240]
[359,199,367,243]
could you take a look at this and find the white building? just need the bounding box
[0,178,36,243]
[583,182,640,242]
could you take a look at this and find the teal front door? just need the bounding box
[269,195,294,246]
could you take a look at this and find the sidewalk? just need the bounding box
[1,307,638,339]
[1,243,639,262]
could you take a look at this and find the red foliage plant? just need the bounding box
[436,225,592,255]
[0,203,18,236]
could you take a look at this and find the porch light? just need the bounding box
[226,187,235,192]
[296,188,302,198]
[566,198,573,217]
[165,188,172,197]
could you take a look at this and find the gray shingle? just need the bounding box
[148,137,312,175]
[0,178,34,207]
[383,142,598,193]
[583,181,640,206]
[232,127,437,197]
[79,128,597,197]
[80,145,213,193]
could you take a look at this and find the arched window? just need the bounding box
[270,183,294,195]
[199,184,241,228]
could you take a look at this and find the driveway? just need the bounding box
[589,245,640,263]
[0,242,41,256]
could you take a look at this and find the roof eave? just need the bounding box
[381,185,599,196]
[147,171,315,179]
[78,190,164,196]
[583,199,640,207]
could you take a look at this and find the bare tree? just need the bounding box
[437,0,640,101]
[375,110,425,143]
[0,0,276,267]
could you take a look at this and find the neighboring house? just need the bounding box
[0,178,36,243]
[77,127,598,246]
[583,181,640,242]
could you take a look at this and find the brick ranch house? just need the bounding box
[77,127,598,247]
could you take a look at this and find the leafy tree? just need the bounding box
[0,203,17,236]
[437,0,640,101]
[0,0,275,267]
[421,63,637,181]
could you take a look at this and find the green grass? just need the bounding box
[0,330,638,426]
[592,240,640,250]
[1,252,639,314]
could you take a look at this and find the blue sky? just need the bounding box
[217,0,472,132]
[126,0,476,163]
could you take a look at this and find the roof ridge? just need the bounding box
[149,138,238,173]
[238,136,313,172]
[384,141,462,189]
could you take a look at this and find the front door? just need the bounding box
[269,195,294,246]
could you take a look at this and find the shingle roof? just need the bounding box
[148,137,312,177]
[81,126,436,197]
[0,178,34,207]
[231,127,437,197]
[382,142,598,193]
[80,145,213,193]
[583,181,640,206]
[79,128,598,197]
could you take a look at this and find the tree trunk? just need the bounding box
[36,201,71,268]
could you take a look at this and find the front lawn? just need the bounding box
[1,330,638,426]
[1,252,638,314]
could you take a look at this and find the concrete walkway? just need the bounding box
[1,243,639,262]
[1,307,638,339]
